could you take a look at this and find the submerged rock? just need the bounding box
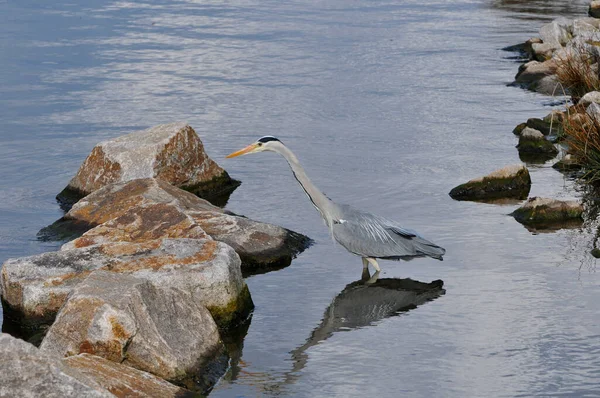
[516,128,559,158]
[449,164,531,201]
[1,238,253,330]
[0,333,112,398]
[552,154,583,172]
[63,354,192,398]
[57,178,311,272]
[511,197,584,227]
[56,122,239,208]
[40,271,223,383]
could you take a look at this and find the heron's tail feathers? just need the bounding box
[413,237,446,261]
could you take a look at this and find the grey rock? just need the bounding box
[41,271,222,382]
[580,91,600,107]
[0,333,112,398]
[572,17,600,36]
[1,238,252,330]
[532,42,561,61]
[57,122,238,208]
[587,102,600,123]
[517,128,559,157]
[539,20,571,47]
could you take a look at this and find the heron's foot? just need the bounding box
[365,270,380,285]
[366,257,381,272]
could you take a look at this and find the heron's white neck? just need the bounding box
[274,144,335,225]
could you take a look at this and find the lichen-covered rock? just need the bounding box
[57,178,311,272]
[57,122,239,207]
[526,118,557,135]
[41,271,222,382]
[1,238,253,330]
[516,128,559,157]
[449,164,531,201]
[63,354,191,398]
[590,0,600,18]
[0,333,113,398]
[511,197,584,227]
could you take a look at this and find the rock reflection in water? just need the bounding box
[285,271,445,384]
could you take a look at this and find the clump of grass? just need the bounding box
[562,107,600,183]
[555,45,600,102]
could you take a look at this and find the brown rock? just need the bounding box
[57,122,239,208]
[63,354,191,398]
[59,178,311,273]
[511,197,584,229]
[0,333,113,398]
[41,271,223,382]
[449,164,531,201]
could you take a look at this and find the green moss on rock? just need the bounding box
[449,164,531,201]
[207,284,254,330]
[511,197,584,227]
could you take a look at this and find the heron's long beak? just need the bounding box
[226,143,258,158]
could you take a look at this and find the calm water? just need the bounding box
[2,0,600,396]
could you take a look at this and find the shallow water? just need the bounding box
[2,0,600,396]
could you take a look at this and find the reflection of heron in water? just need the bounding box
[278,270,445,390]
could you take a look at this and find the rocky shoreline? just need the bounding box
[0,122,312,396]
[445,4,600,231]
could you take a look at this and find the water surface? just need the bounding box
[2,0,600,396]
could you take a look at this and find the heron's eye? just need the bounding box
[257,143,263,147]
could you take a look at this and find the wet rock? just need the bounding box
[57,122,239,208]
[513,122,528,136]
[449,164,531,201]
[526,118,557,135]
[552,154,583,172]
[40,271,223,382]
[63,354,192,398]
[579,91,600,107]
[1,238,253,330]
[0,333,112,398]
[516,128,559,157]
[59,178,311,272]
[590,1,600,18]
[511,197,584,227]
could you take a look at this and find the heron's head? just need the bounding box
[226,136,283,158]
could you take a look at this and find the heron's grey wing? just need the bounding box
[332,206,445,260]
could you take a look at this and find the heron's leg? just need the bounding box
[366,271,380,285]
[366,257,381,272]
[362,257,369,270]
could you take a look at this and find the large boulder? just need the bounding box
[1,238,253,330]
[539,20,571,47]
[0,333,112,398]
[511,197,584,228]
[56,178,311,272]
[40,271,223,382]
[56,122,239,208]
[449,164,531,201]
[63,354,191,398]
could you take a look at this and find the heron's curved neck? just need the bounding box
[276,145,334,222]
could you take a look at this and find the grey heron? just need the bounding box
[226,136,445,272]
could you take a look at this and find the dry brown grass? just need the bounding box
[562,107,600,182]
[555,46,600,102]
